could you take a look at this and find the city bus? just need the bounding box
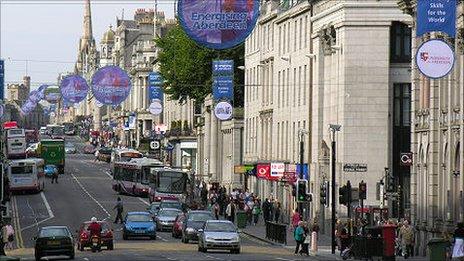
[46,124,65,140]
[109,149,143,174]
[5,128,27,159]
[8,158,45,193]
[148,168,189,203]
[112,158,164,196]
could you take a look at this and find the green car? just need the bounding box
[34,226,75,261]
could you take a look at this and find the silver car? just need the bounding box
[155,208,182,231]
[198,220,240,254]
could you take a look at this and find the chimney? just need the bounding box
[23,76,31,91]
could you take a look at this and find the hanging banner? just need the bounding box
[416,0,457,37]
[148,72,163,115]
[44,86,61,104]
[91,65,131,105]
[27,90,41,104]
[149,99,163,115]
[60,75,90,103]
[178,0,260,50]
[37,84,48,100]
[128,114,137,130]
[214,101,233,120]
[256,164,270,179]
[213,60,234,76]
[416,39,455,79]
[213,76,234,101]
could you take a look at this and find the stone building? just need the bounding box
[7,76,30,102]
[398,0,464,256]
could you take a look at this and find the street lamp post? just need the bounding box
[329,124,341,254]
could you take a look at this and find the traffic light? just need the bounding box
[359,180,367,200]
[320,182,328,205]
[296,179,308,202]
[387,175,395,192]
[339,185,349,206]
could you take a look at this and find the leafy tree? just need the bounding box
[155,24,244,107]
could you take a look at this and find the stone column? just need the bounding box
[204,105,211,181]
[210,108,218,182]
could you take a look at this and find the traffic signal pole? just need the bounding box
[331,139,336,254]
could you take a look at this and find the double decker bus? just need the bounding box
[110,149,143,174]
[112,158,164,196]
[8,158,45,193]
[5,128,27,159]
[148,168,189,203]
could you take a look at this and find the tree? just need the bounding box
[155,24,244,107]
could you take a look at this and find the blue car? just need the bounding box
[44,165,58,178]
[122,212,156,240]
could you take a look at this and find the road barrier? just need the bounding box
[265,221,287,245]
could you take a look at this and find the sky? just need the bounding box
[0,0,175,95]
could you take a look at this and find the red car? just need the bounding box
[77,221,114,251]
[172,213,186,238]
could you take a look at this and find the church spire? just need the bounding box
[83,0,93,39]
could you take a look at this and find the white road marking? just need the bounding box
[204,255,222,260]
[21,192,55,232]
[137,197,150,206]
[83,258,89,261]
[167,258,177,261]
[71,173,111,219]
[274,258,295,261]
[157,234,168,242]
[104,170,112,178]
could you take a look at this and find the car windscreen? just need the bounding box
[11,165,33,175]
[205,222,237,232]
[39,228,69,238]
[161,202,181,209]
[159,209,181,217]
[126,214,152,222]
[188,213,213,222]
[149,203,161,211]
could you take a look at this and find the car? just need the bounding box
[147,202,162,217]
[160,200,184,212]
[44,165,58,177]
[181,210,214,243]
[172,213,186,238]
[155,208,182,232]
[77,221,113,251]
[34,226,75,260]
[26,143,39,157]
[83,145,96,154]
[97,147,112,162]
[65,143,77,154]
[198,220,240,254]
[122,212,156,240]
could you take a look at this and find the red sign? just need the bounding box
[256,164,270,179]
[283,172,297,184]
[3,121,18,129]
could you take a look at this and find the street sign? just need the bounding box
[150,140,160,150]
[343,163,367,172]
[0,59,4,101]
[400,152,413,166]
[165,142,174,151]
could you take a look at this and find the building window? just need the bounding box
[304,16,308,48]
[303,65,307,105]
[390,22,412,63]
[299,18,303,50]
[394,83,411,127]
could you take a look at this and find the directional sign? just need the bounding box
[150,140,160,150]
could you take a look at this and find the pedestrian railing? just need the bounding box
[265,221,287,245]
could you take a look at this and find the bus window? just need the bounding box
[122,168,133,182]
[142,167,150,185]
[11,165,33,175]
[135,169,141,183]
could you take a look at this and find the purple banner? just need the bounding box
[27,90,42,104]
[178,0,260,49]
[44,86,61,104]
[60,75,90,103]
[91,66,131,105]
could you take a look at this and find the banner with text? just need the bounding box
[148,72,163,115]
[417,0,456,37]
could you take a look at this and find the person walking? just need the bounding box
[311,220,320,255]
[262,198,270,222]
[51,167,59,184]
[294,221,305,255]
[5,222,14,250]
[291,209,301,230]
[452,222,464,259]
[274,201,281,223]
[398,220,414,259]
[113,197,124,224]
[226,200,236,223]
[94,148,100,162]
[213,202,220,220]
[252,201,261,225]
[300,222,310,255]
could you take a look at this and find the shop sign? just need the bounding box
[234,165,246,174]
[270,162,285,180]
[256,164,270,179]
[343,163,368,172]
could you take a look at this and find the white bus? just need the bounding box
[46,124,65,140]
[6,128,27,159]
[112,158,163,197]
[109,149,143,174]
[8,158,45,193]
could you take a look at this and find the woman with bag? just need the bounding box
[452,222,464,259]
[300,222,310,255]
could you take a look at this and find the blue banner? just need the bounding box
[213,76,234,101]
[213,60,234,76]
[148,72,163,102]
[296,164,309,181]
[0,59,4,101]
[417,0,456,37]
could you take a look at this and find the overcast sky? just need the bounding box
[0,0,175,93]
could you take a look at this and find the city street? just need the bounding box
[7,137,313,261]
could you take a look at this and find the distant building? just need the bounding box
[7,76,30,102]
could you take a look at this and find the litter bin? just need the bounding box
[427,238,450,261]
[236,211,247,229]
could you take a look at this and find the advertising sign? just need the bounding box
[149,100,163,115]
[213,60,234,75]
[44,86,61,104]
[213,76,234,101]
[91,65,131,105]
[177,0,260,49]
[343,163,368,172]
[148,72,163,115]
[37,84,48,100]
[416,39,455,79]
[214,101,233,120]
[60,75,90,103]
[234,165,246,174]
[400,152,413,166]
[417,0,456,37]
[270,162,285,180]
[27,90,41,104]
[0,59,4,101]
[128,114,136,130]
[256,164,270,179]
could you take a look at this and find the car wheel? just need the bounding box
[108,242,114,250]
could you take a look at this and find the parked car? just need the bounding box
[83,145,96,154]
[198,220,240,254]
[182,210,214,243]
[65,143,77,154]
[26,143,39,157]
[172,213,186,238]
[77,221,113,251]
[44,165,58,177]
[147,202,162,217]
[160,200,184,212]
[122,212,156,240]
[97,147,112,162]
[155,208,182,232]
[34,226,75,260]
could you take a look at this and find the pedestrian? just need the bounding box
[0,222,7,255]
[51,167,58,184]
[291,209,301,230]
[94,149,100,162]
[262,198,270,222]
[274,201,281,223]
[226,200,236,223]
[452,222,464,259]
[398,220,414,259]
[294,221,305,255]
[113,197,124,224]
[252,201,261,225]
[311,220,320,255]
[5,222,14,250]
[213,202,220,220]
[300,222,310,255]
